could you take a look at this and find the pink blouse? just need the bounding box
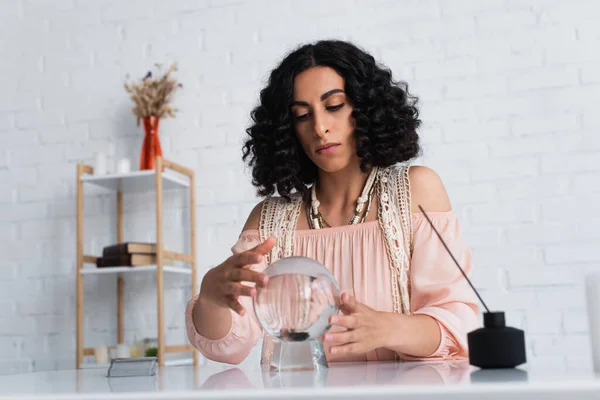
[185,211,480,364]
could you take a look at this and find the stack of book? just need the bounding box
[96,242,157,268]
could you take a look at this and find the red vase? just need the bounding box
[140,115,163,170]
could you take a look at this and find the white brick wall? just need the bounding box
[1,0,600,374]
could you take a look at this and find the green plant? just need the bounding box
[145,347,158,357]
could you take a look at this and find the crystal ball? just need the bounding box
[253,256,340,342]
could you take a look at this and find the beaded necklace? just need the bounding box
[308,166,379,229]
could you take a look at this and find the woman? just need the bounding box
[185,40,480,365]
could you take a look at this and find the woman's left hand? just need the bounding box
[324,292,394,356]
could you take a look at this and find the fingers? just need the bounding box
[329,342,361,356]
[227,296,246,316]
[223,282,257,297]
[251,236,277,255]
[324,330,357,345]
[339,293,372,314]
[329,314,358,330]
[339,292,358,314]
[229,268,268,287]
[229,237,276,269]
[340,292,357,307]
[233,252,264,267]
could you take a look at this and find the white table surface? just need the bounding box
[0,360,599,400]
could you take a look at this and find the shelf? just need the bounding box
[80,169,189,193]
[80,358,194,369]
[80,265,191,276]
[76,158,197,369]
[84,252,192,265]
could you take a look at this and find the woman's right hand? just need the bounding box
[200,237,276,316]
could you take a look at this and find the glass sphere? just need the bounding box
[253,256,340,342]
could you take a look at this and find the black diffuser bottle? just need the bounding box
[419,206,527,369]
[468,311,526,368]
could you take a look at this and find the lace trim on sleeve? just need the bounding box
[398,164,413,258]
[258,194,303,265]
[377,165,411,316]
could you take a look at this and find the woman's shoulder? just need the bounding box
[241,192,304,231]
[242,200,265,231]
[407,165,452,213]
[381,163,452,213]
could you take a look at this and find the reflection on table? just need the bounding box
[0,357,594,399]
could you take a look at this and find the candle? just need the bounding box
[116,343,130,359]
[117,158,131,174]
[94,346,108,364]
[94,152,107,175]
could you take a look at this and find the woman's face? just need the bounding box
[291,66,358,173]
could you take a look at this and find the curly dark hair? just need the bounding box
[242,39,422,199]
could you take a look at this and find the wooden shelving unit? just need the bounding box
[75,156,197,369]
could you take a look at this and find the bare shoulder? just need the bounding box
[407,165,452,213]
[242,200,265,231]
